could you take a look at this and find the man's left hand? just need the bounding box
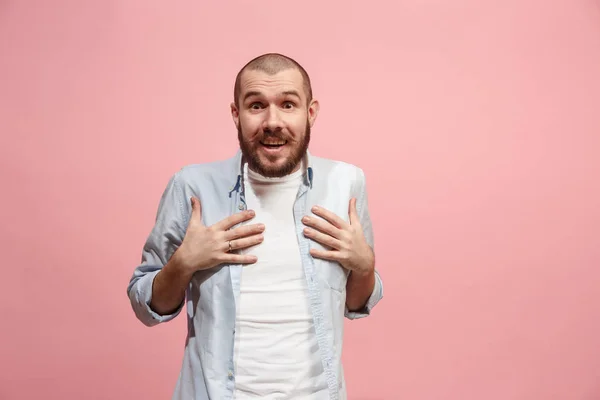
[302,198,374,277]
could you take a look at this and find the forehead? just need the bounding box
[239,68,306,99]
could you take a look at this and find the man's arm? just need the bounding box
[127,176,264,327]
[126,173,188,327]
[346,267,376,311]
[146,195,264,316]
[303,167,384,319]
[344,168,383,319]
[149,252,193,316]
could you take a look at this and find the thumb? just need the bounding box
[189,197,204,226]
[348,197,360,226]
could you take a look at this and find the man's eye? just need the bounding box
[249,103,262,109]
[282,102,295,109]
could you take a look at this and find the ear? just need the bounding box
[230,102,240,128]
[307,99,320,127]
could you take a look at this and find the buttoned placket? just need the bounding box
[224,174,244,398]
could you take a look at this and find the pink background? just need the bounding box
[1,1,599,399]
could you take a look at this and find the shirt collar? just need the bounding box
[229,149,314,196]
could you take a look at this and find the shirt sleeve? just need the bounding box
[126,172,187,327]
[345,167,384,320]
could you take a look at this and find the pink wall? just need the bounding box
[1,1,599,399]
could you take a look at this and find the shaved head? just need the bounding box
[234,53,313,107]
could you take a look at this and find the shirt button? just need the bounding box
[238,204,245,210]
[228,371,233,378]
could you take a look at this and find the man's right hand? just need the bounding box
[173,197,264,274]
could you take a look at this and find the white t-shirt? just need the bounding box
[233,163,329,399]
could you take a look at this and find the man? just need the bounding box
[127,53,383,400]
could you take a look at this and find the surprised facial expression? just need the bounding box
[231,68,319,178]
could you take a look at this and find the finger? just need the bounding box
[214,210,256,231]
[348,198,361,226]
[189,197,204,226]
[225,223,265,241]
[220,253,259,265]
[303,228,341,250]
[228,234,264,251]
[302,215,341,239]
[309,248,342,262]
[311,205,348,230]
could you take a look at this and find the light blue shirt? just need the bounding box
[127,150,383,400]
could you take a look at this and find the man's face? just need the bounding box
[231,68,319,178]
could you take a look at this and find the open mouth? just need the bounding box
[260,140,287,149]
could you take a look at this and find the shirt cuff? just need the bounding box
[344,271,383,320]
[131,269,184,326]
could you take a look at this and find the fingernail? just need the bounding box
[258,224,265,230]
[248,210,255,216]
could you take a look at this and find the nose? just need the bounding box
[263,105,283,132]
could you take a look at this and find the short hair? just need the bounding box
[233,53,313,107]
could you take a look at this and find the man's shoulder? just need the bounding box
[311,154,365,179]
[178,158,233,174]
[171,154,239,186]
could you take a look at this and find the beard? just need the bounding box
[237,122,311,178]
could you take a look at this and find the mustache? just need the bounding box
[259,130,288,141]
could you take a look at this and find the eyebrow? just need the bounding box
[243,90,302,102]
[243,91,263,102]
[281,90,301,100]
